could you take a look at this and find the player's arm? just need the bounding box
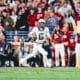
[24,42,33,46]
[28,27,37,41]
[46,27,53,43]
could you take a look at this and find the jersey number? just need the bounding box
[39,33,44,40]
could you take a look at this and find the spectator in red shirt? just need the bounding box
[62,23,70,47]
[35,7,44,21]
[75,12,80,25]
[27,9,36,31]
[37,0,49,10]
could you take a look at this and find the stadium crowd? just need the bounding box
[0,0,80,67]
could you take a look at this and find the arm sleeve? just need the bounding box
[46,27,50,37]
[29,27,36,35]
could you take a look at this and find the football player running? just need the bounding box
[20,19,52,67]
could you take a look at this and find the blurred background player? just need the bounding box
[52,25,65,67]
[61,22,70,66]
[68,37,76,67]
[16,41,29,67]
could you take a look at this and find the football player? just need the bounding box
[61,23,70,66]
[20,19,52,67]
[52,25,65,67]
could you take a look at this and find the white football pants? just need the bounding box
[20,44,51,67]
[55,43,65,67]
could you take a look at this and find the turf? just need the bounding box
[0,67,80,80]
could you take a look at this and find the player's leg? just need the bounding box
[20,47,37,65]
[18,52,30,67]
[18,52,22,66]
[55,44,60,67]
[60,44,65,67]
[48,59,52,67]
[37,45,51,67]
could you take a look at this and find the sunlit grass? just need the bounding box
[0,67,80,80]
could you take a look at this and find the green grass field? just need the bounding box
[0,67,80,80]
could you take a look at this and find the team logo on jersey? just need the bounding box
[39,33,44,40]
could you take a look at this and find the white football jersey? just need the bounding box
[29,27,50,44]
